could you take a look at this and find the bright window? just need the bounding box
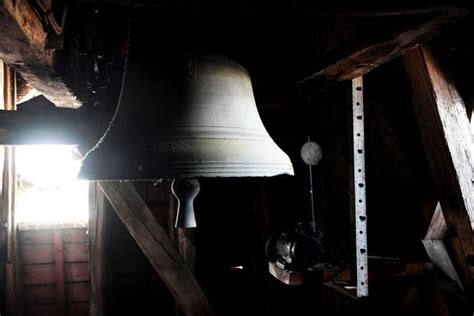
[16,145,89,225]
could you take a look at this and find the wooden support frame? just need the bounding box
[404,45,474,296]
[0,0,81,108]
[298,6,467,85]
[99,181,214,316]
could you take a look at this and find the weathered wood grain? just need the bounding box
[404,45,474,294]
[0,0,81,108]
[23,284,56,305]
[23,282,90,305]
[65,282,90,303]
[65,263,89,283]
[23,262,89,285]
[99,181,215,316]
[64,243,89,263]
[20,244,55,264]
[19,230,55,245]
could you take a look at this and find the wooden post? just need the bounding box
[54,230,65,316]
[403,45,474,295]
[99,181,214,316]
[89,183,108,316]
[0,58,6,315]
[1,63,21,315]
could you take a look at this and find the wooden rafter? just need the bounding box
[298,6,468,85]
[404,44,474,296]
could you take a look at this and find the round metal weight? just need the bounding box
[300,141,322,166]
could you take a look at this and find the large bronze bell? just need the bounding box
[79,53,293,180]
[79,35,294,227]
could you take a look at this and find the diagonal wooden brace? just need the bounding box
[99,181,215,316]
[404,44,474,297]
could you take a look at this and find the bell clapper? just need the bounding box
[172,178,200,228]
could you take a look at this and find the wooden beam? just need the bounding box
[89,183,107,316]
[0,0,81,108]
[298,7,468,85]
[403,45,474,295]
[0,95,102,145]
[99,181,214,316]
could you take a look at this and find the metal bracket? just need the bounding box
[352,76,368,297]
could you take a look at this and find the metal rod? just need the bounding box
[307,136,316,232]
[352,76,368,297]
